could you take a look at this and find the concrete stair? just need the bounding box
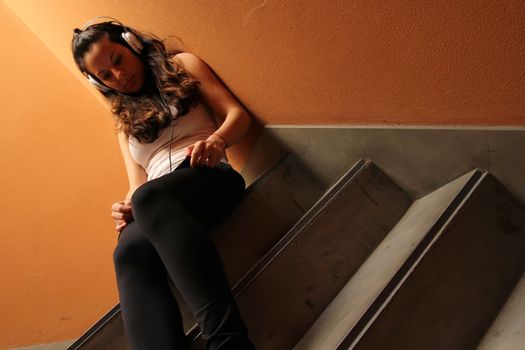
[187,165,525,350]
[68,152,325,349]
[68,154,525,349]
[197,160,411,348]
[477,272,525,349]
[295,169,483,349]
[297,169,525,349]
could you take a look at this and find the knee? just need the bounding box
[131,180,182,216]
[113,232,154,271]
[130,181,158,215]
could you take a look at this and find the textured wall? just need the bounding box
[0,2,125,348]
[5,0,525,126]
[1,0,524,348]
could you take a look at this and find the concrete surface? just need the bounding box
[477,272,525,350]
[174,152,327,333]
[69,314,129,350]
[296,170,478,350]
[354,174,525,350]
[266,126,525,204]
[10,341,74,350]
[71,152,326,349]
[68,126,525,349]
[232,162,411,349]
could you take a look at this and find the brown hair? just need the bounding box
[72,22,200,143]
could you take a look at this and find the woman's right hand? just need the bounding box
[111,199,134,232]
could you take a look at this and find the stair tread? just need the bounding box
[230,161,411,349]
[352,173,525,350]
[296,169,479,350]
[477,272,525,350]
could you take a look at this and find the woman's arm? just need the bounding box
[172,53,251,167]
[117,130,148,199]
[110,131,147,232]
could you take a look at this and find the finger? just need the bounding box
[191,142,206,167]
[111,201,123,211]
[114,218,125,225]
[113,211,134,222]
[118,204,133,213]
[211,144,223,166]
[112,212,125,221]
[112,201,131,213]
[204,143,223,167]
[204,145,214,167]
[212,141,226,166]
[207,149,219,168]
[185,145,194,157]
[200,149,212,167]
[116,222,127,232]
[189,144,199,167]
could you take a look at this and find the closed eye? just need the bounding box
[101,72,112,81]
[99,54,122,81]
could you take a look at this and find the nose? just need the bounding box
[111,68,127,83]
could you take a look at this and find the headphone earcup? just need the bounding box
[121,31,143,54]
[87,74,112,92]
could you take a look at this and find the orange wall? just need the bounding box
[0,2,126,348]
[1,0,524,348]
[5,0,525,126]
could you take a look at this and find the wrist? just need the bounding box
[208,132,228,149]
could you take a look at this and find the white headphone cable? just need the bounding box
[159,93,176,173]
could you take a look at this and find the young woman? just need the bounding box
[71,17,255,349]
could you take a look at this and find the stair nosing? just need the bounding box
[186,159,370,343]
[66,304,121,350]
[335,169,487,350]
[231,158,369,296]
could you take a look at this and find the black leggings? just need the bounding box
[113,159,255,350]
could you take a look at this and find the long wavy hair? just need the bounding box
[71,22,201,143]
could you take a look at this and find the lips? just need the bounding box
[125,75,135,88]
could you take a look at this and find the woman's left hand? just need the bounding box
[185,133,227,168]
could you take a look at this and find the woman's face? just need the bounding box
[83,33,145,94]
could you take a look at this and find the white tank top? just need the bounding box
[128,102,229,181]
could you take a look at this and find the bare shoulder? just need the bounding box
[171,52,196,67]
[170,52,211,80]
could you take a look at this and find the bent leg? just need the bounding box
[113,221,186,350]
[131,164,255,349]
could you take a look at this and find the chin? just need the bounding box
[123,84,144,95]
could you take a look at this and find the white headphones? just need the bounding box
[76,16,144,92]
